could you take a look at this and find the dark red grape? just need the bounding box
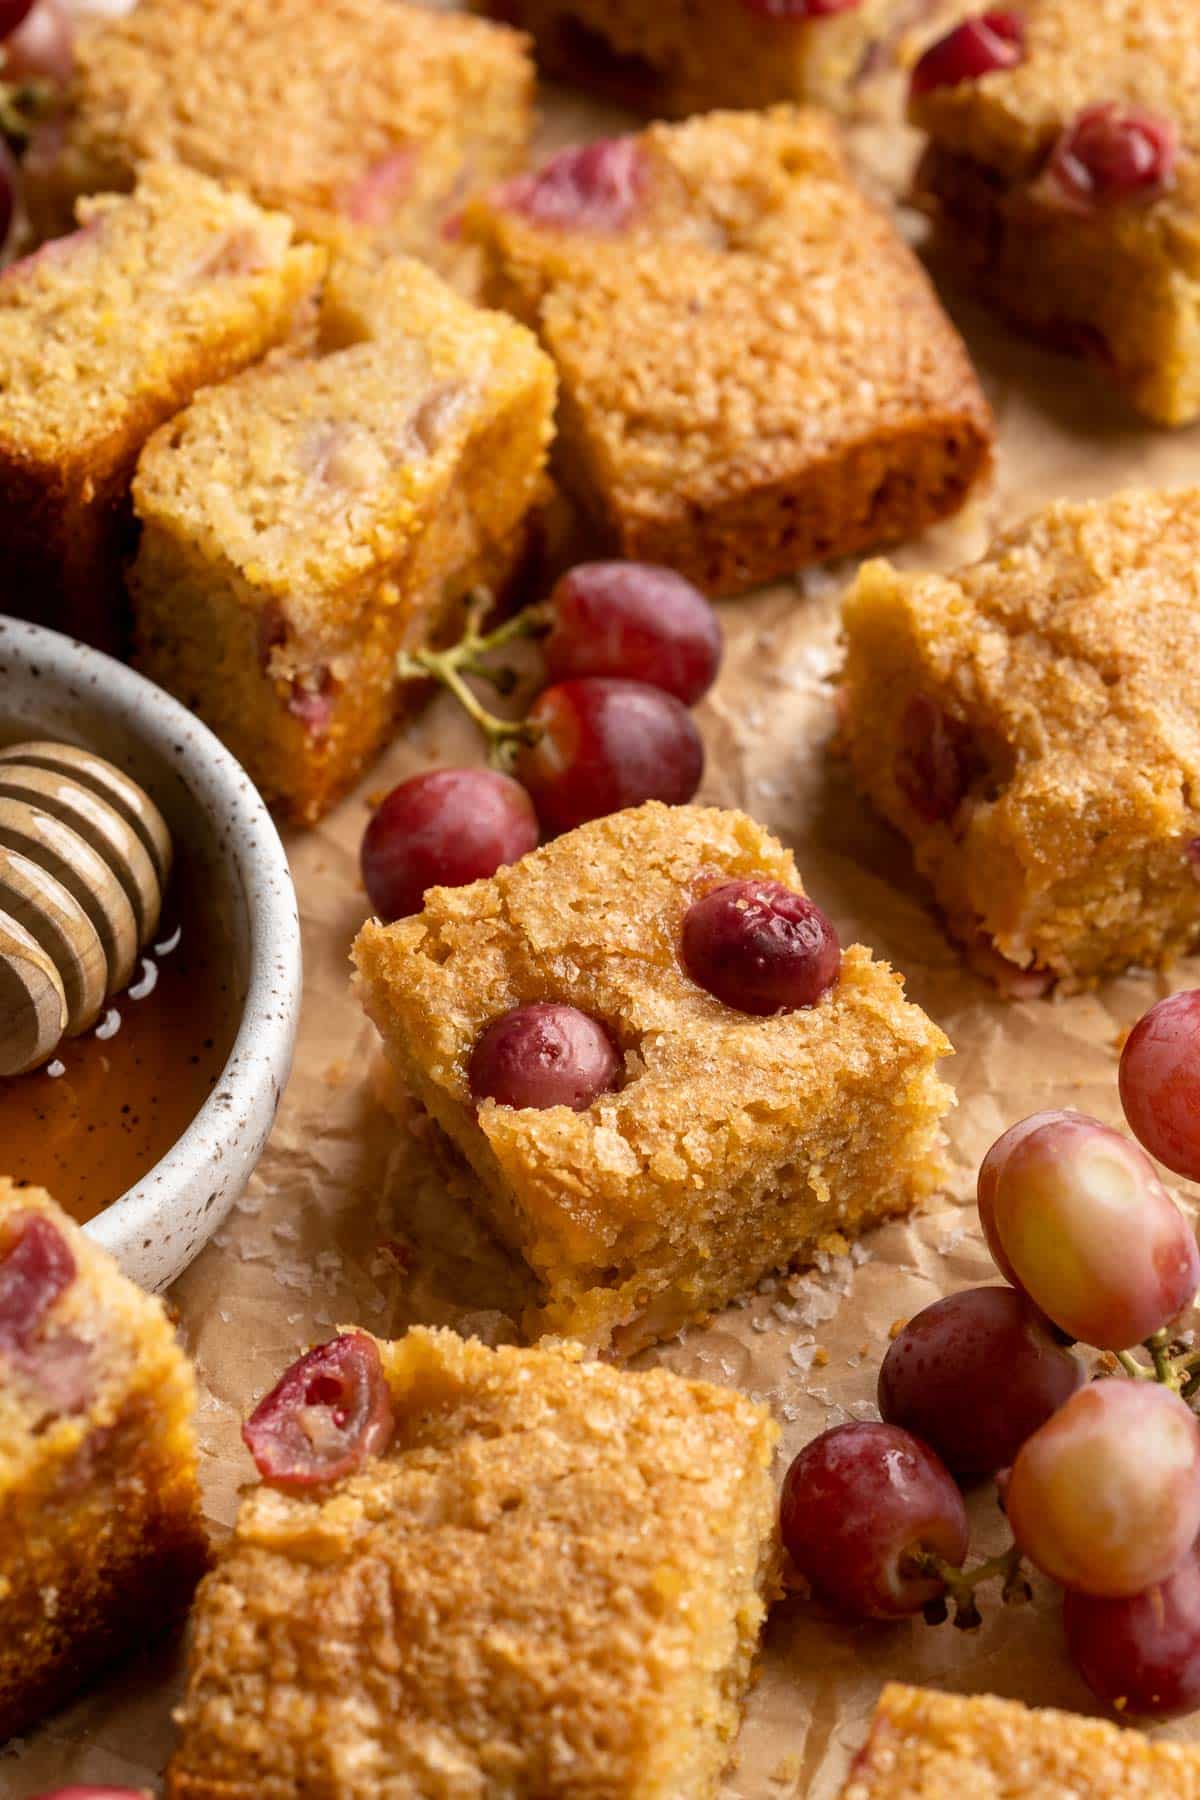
[681,878,840,1015]
[894,695,972,824]
[242,1332,393,1489]
[2,0,73,82]
[543,562,722,706]
[976,1110,1199,1349]
[1119,990,1200,1181]
[0,1211,75,1352]
[0,0,35,41]
[878,1286,1082,1477]
[1008,1382,1200,1598]
[910,11,1025,96]
[1064,1548,1200,1718]
[516,678,703,837]
[1044,103,1177,210]
[498,137,644,232]
[469,1002,620,1111]
[780,1421,969,1619]
[361,768,538,923]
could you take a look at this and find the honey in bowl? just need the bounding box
[0,863,240,1224]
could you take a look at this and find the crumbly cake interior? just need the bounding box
[469,0,902,117]
[131,254,555,822]
[465,107,993,593]
[27,0,533,270]
[353,802,953,1352]
[0,1180,207,1741]
[167,1328,779,1800]
[911,0,1200,425]
[840,488,1200,986]
[842,1683,1200,1799]
[0,162,322,461]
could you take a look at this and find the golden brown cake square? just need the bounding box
[470,0,914,119]
[353,802,954,1354]
[167,1326,779,1800]
[842,1683,1200,1798]
[131,254,556,826]
[0,162,325,647]
[839,487,1200,992]
[463,107,994,598]
[910,0,1200,426]
[25,0,534,284]
[0,1178,208,1742]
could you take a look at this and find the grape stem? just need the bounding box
[907,1541,1031,1631]
[395,589,551,771]
[1147,1328,1182,1391]
[1115,1349,1154,1380]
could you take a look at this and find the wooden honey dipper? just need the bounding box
[0,742,173,1078]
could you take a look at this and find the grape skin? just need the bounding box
[1064,1549,1200,1718]
[1007,1381,1200,1598]
[779,1421,969,1620]
[516,678,703,836]
[360,768,538,923]
[544,562,722,706]
[681,879,840,1016]
[976,1110,1200,1349]
[469,1002,620,1112]
[1119,990,1200,1182]
[877,1287,1082,1477]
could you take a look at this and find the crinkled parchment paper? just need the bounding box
[10,14,1200,1796]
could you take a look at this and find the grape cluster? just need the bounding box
[781,988,1200,1718]
[361,560,721,922]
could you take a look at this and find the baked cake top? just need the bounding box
[843,1682,1200,1798]
[844,487,1200,881]
[0,163,323,462]
[52,0,532,236]
[0,1178,196,1494]
[911,0,1200,219]
[464,107,991,523]
[132,254,555,616]
[175,1326,777,1796]
[353,802,953,1267]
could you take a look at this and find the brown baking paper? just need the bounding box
[10,18,1200,1796]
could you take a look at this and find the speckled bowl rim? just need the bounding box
[0,616,302,1290]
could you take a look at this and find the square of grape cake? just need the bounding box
[839,487,1200,991]
[167,1327,779,1800]
[353,801,954,1354]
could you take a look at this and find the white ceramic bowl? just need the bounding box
[0,617,302,1290]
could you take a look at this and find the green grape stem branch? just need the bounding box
[395,589,550,770]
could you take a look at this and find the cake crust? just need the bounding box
[842,1683,1200,1798]
[464,107,993,597]
[167,1327,779,1800]
[0,1179,208,1742]
[839,487,1200,990]
[353,802,953,1353]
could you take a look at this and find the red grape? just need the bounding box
[910,11,1025,96]
[498,138,644,233]
[1044,104,1178,210]
[2,0,73,82]
[0,0,35,41]
[681,878,840,1015]
[739,0,859,15]
[1119,989,1200,1181]
[1064,1548,1200,1718]
[894,695,972,824]
[515,678,703,837]
[0,1212,75,1352]
[976,1110,1199,1349]
[1007,1381,1200,1598]
[469,1002,620,1111]
[543,562,722,706]
[877,1286,1083,1476]
[242,1332,394,1489]
[361,768,538,923]
[780,1421,969,1619]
